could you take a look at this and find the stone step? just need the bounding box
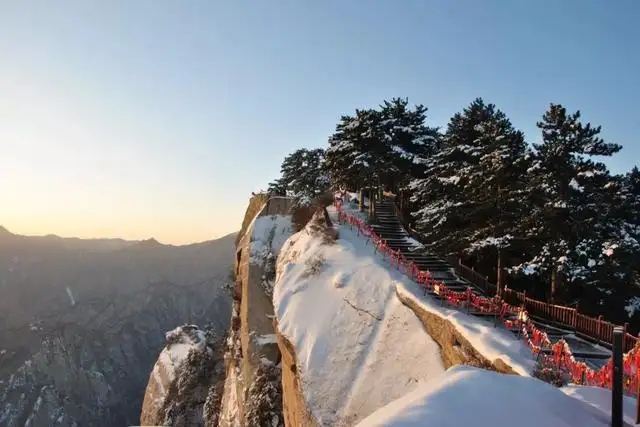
[384,241,415,246]
[405,262,451,269]
[411,262,450,268]
[413,264,452,270]
[400,253,441,258]
[399,256,446,263]
[400,255,443,261]
[413,265,450,272]
[379,238,410,242]
[371,224,404,229]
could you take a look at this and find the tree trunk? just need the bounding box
[550,269,557,303]
[371,191,376,218]
[359,188,364,212]
[497,249,503,297]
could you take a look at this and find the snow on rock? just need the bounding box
[249,213,294,297]
[561,385,638,426]
[396,282,536,376]
[140,325,212,425]
[160,325,209,381]
[273,208,445,425]
[250,215,293,265]
[356,365,611,427]
[218,363,243,427]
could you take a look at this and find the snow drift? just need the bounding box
[356,365,611,427]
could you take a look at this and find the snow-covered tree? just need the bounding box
[511,104,623,302]
[377,98,440,192]
[269,148,330,203]
[325,109,383,190]
[410,98,529,268]
[267,178,287,196]
[325,98,439,195]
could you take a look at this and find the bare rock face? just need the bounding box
[217,197,293,427]
[140,325,226,426]
[395,290,518,374]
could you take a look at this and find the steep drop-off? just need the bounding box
[0,232,234,426]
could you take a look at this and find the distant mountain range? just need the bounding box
[0,228,236,426]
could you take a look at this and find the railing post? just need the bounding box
[611,326,623,427]
[572,308,577,329]
[623,322,628,352]
[597,315,603,344]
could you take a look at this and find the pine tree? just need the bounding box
[410,98,529,268]
[270,148,330,202]
[377,98,440,193]
[267,178,287,196]
[325,99,438,197]
[325,109,385,190]
[512,104,623,302]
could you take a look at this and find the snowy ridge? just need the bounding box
[273,208,444,425]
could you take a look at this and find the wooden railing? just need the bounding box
[385,197,638,352]
[453,259,497,295]
[503,287,637,352]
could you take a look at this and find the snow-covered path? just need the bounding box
[273,208,444,425]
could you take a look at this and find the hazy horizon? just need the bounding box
[0,223,238,246]
[2,1,639,244]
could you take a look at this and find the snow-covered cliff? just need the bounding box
[140,325,226,426]
[217,196,294,427]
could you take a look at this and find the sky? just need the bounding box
[1,1,639,244]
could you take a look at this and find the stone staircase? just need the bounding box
[371,198,482,296]
[371,196,612,367]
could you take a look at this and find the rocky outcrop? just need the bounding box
[276,330,318,427]
[140,325,226,426]
[396,290,518,375]
[217,196,294,427]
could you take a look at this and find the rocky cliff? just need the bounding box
[140,325,226,426]
[0,232,234,426]
[136,195,295,427]
[217,196,294,427]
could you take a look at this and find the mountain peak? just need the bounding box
[139,238,162,247]
[0,225,13,236]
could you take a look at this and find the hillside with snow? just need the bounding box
[274,208,444,425]
[270,204,636,427]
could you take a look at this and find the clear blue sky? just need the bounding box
[1,1,638,244]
